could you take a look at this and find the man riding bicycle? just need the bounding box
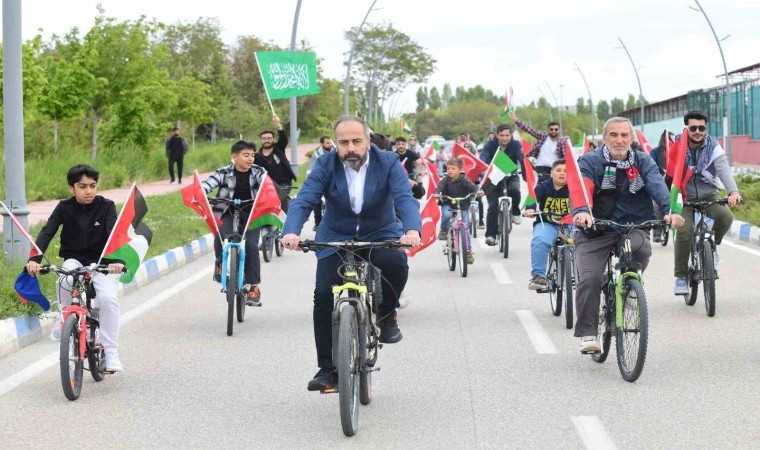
[281,115,421,392]
[673,111,742,294]
[572,117,685,353]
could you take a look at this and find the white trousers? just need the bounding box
[56,259,121,351]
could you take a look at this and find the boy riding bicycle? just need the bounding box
[435,157,481,264]
[203,141,268,306]
[25,165,126,372]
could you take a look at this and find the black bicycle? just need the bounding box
[261,185,295,262]
[40,263,127,401]
[533,212,576,330]
[586,219,665,382]
[208,197,255,336]
[298,240,404,437]
[496,181,514,258]
[682,198,729,317]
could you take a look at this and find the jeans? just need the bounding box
[530,223,561,278]
[441,205,471,251]
[214,211,262,285]
[485,176,520,238]
[313,248,409,369]
[673,194,733,277]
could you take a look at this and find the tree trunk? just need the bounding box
[192,126,196,151]
[53,118,59,153]
[91,110,98,161]
[211,122,217,145]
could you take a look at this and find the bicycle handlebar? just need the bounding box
[298,240,409,253]
[683,198,730,209]
[39,263,127,276]
[437,193,477,203]
[592,219,667,232]
[207,197,256,208]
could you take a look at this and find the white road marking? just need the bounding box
[0,267,212,397]
[515,310,557,354]
[489,263,513,284]
[571,416,618,450]
[723,239,760,257]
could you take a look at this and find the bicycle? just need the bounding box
[298,240,404,437]
[681,198,729,317]
[39,263,126,401]
[260,185,296,262]
[208,197,256,336]
[468,201,479,238]
[586,219,665,382]
[533,212,576,330]
[496,181,513,259]
[438,194,476,278]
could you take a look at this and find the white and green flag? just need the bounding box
[255,51,320,100]
[480,150,517,194]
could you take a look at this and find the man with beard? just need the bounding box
[673,111,741,295]
[281,115,422,392]
[254,114,296,211]
[395,136,420,174]
[510,111,566,182]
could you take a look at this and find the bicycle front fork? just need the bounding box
[221,241,246,291]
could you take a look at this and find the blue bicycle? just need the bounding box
[209,197,255,336]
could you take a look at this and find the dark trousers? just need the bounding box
[485,176,521,238]
[168,155,184,182]
[573,230,651,337]
[477,196,484,223]
[213,212,261,285]
[313,248,409,369]
[673,195,732,277]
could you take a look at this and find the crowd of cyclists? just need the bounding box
[25,109,741,387]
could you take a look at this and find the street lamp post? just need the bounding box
[691,0,732,164]
[574,62,597,141]
[617,37,645,134]
[344,0,379,116]
[289,0,303,172]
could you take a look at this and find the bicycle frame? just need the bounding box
[689,209,715,280]
[216,203,248,292]
[61,278,93,362]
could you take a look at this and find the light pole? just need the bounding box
[691,0,732,164]
[2,0,31,263]
[544,80,562,135]
[343,0,379,115]
[574,62,597,140]
[288,0,303,172]
[617,37,645,134]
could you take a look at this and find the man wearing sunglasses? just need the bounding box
[673,111,742,295]
[509,111,567,182]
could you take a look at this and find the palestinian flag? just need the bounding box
[523,156,538,208]
[244,175,286,231]
[100,184,152,284]
[479,150,517,194]
[669,185,683,215]
[499,86,514,123]
[668,127,693,213]
[401,118,412,133]
[0,200,45,260]
[423,140,440,161]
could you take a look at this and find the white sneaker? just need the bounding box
[512,215,522,225]
[398,291,410,309]
[578,336,601,353]
[104,350,124,372]
[50,319,62,342]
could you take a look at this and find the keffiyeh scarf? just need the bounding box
[601,145,645,194]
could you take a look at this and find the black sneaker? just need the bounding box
[213,262,222,283]
[307,368,337,391]
[379,311,403,344]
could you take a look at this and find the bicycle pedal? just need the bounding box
[101,370,115,375]
[321,387,338,394]
[581,350,601,355]
[536,289,550,294]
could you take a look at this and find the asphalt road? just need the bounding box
[1,209,759,449]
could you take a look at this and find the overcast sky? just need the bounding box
[3,0,760,116]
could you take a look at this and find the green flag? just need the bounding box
[255,51,320,100]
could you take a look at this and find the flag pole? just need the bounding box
[98,183,136,265]
[254,52,276,116]
[195,170,221,237]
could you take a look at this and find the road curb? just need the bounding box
[0,234,214,360]
[726,218,760,246]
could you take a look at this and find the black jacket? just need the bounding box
[254,129,296,185]
[480,138,525,180]
[31,195,123,266]
[434,173,479,209]
[165,136,188,158]
[397,150,420,174]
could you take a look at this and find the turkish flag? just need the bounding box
[451,143,488,182]
[407,195,441,257]
[564,141,594,211]
[635,129,653,153]
[181,170,222,237]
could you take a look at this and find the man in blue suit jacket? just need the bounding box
[282,115,422,391]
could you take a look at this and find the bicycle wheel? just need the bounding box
[686,250,700,306]
[262,234,274,263]
[470,204,478,239]
[227,247,239,336]
[702,240,716,317]
[236,291,246,323]
[615,278,648,382]
[563,247,575,330]
[275,235,284,257]
[447,229,456,271]
[60,315,83,401]
[87,322,105,382]
[592,288,612,363]
[546,249,561,316]
[660,225,670,246]
[358,309,372,405]
[337,304,360,436]
[501,207,510,259]
[457,227,468,277]
[497,202,504,252]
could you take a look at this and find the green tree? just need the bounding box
[597,100,611,122]
[610,97,625,114]
[576,97,587,115]
[429,87,442,110]
[172,76,216,149]
[415,86,428,112]
[626,93,637,110]
[441,83,452,108]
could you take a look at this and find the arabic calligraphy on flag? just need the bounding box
[255,51,320,100]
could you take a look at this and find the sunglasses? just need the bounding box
[688,125,707,132]
[549,128,559,132]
